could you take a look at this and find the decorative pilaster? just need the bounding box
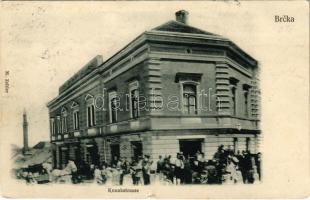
[250,78,260,120]
[145,58,163,115]
[215,62,231,115]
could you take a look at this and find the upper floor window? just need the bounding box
[73,110,80,130]
[85,94,96,127]
[71,101,79,130]
[231,87,237,115]
[243,84,251,117]
[230,77,239,116]
[61,108,68,133]
[175,72,202,115]
[129,81,139,118]
[56,116,61,134]
[50,118,55,136]
[182,84,197,114]
[109,91,118,123]
[244,91,249,117]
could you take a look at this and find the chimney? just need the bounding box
[23,109,29,154]
[175,10,189,24]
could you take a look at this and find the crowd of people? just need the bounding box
[17,144,261,185]
[84,145,261,185]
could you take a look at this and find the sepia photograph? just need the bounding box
[0,1,309,198]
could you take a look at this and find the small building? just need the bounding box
[47,10,260,169]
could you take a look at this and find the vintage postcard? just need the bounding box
[0,1,309,198]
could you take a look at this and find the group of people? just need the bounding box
[88,145,261,185]
[92,155,154,185]
[16,145,261,185]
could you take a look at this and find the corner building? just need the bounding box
[47,10,260,169]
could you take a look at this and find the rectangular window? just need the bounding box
[62,116,67,133]
[129,81,139,119]
[231,87,236,116]
[91,105,95,126]
[73,111,79,130]
[57,116,61,134]
[244,91,249,117]
[111,98,117,123]
[183,84,197,114]
[230,78,239,116]
[50,118,55,136]
[109,91,118,123]
[87,105,95,127]
[130,89,139,118]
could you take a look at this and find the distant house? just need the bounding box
[47,10,260,169]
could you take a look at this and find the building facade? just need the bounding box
[47,10,260,169]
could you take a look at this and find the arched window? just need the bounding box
[71,102,79,130]
[61,108,68,133]
[182,84,197,114]
[85,94,95,127]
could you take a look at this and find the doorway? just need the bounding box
[131,141,143,161]
[110,144,120,163]
[60,147,69,169]
[179,139,203,158]
[86,144,99,166]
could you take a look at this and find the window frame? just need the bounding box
[231,86,237,116]
[109,91,118,123]
[244,91,249,117]
[180,80,200,115]
[56,116,61,134]
[50,118,55,136]
[61,108,68,133]
[129,81,139,119]
[73,110,80,130]
[229,78,239,116]
[85,94,96,127]
[243,84,251,118]
[71,102,80,131]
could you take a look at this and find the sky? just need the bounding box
[1,1,308,147]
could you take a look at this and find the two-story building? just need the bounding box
[47,10,260,169]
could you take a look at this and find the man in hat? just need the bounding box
[142,155,152,185]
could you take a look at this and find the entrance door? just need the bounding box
[74,145,81,167]
[131,141,143,161]
[86,144,99,166]
[179,139,203,158]
[52,149,57,169]
[60,147,69,169]
[110,144,120,163]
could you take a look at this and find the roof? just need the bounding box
[58,55,103,94]
[47,18,258,108]
[152,20,219,36]
[12,142,52,169]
